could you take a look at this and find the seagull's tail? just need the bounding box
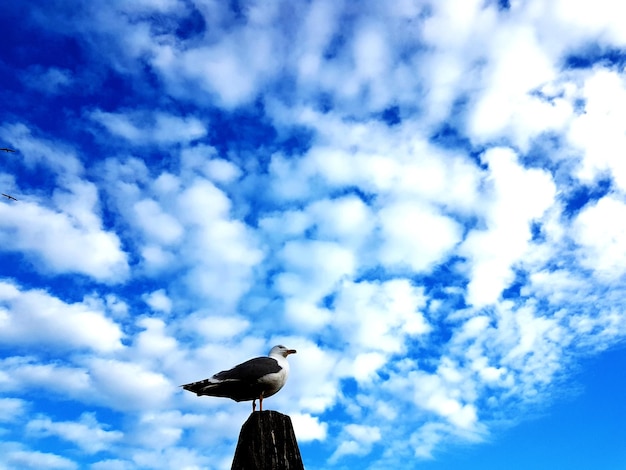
[182,377,233,397]
[181,378,215,396]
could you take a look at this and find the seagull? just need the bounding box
[0,148,16,153]
[182,345,297,412]
[1,193,17,201]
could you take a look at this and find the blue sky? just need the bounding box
[1,1,626,469]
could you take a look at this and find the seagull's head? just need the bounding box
[270,345,297,358]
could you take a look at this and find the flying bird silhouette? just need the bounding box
[2,193,17,201]
[0,148,16,153]
[181,345,297,412]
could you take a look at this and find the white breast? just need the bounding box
[259,354,290,397]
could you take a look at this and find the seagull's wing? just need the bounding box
[214,356,281,382]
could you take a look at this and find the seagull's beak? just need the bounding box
[286,349,297,356]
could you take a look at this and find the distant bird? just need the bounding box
[0,148,16,153]
[182,345,297,412]
[1,193,17,201]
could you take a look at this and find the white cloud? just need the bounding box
[285,340,341,414]
[0,196,128,283]
[280,299,332,331]
[351,352,387,383]
[259,209,312,240]
[26,413,123,454]
[568,69,626,191]
[132,317,182,370]
[468,25,556,145]
[23,66,73,94]
[151,8,282,108]
[0,123,84,176]
[548,0,626,44]
[0,282,123,352]
[133,199,184,245]
[294,0,341,83]
[130,410,206,451]
[290,413,328,442]
[268,123,482,216]
[143,289,173,314]
[411,370,479,430]
[346,423,382,443]
[410,422,451,459]
[112,0,183,14]
[126,446,211,470]
[100,164,263,305]
[176,179,231,223]
[90,459,135,470]
[90,110,207,145]
[0,357,90,398]
[495,303,567,396]
[447,300,570,401]
[87,358,174,411]
[140,244,176,272]
[353,23,389,82]
[180,312,250,343]
[204,159,242,184]
[179,44,263,107]
[259,195,375,255]
[333,279,430,356]
[0,398,27,422]
[573,195,626,278]
[522,269,587,304]
[0,445,78,470]
[462,147,556,307]
[330,424,381,462]
[278,240,356,297]
[344,21,393,108]
[307,195,375,246]
[180,216,263,305]
[175,180,263,299]
[152,172,181,194]
[378,201,462,272]
[0,126,129,282]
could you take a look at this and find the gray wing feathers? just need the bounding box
[214,357,281,381]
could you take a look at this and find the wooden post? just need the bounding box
[231,410,305,470]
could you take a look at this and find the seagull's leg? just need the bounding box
[259,392,264,412]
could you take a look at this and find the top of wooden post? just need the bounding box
[231,410,305,470]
